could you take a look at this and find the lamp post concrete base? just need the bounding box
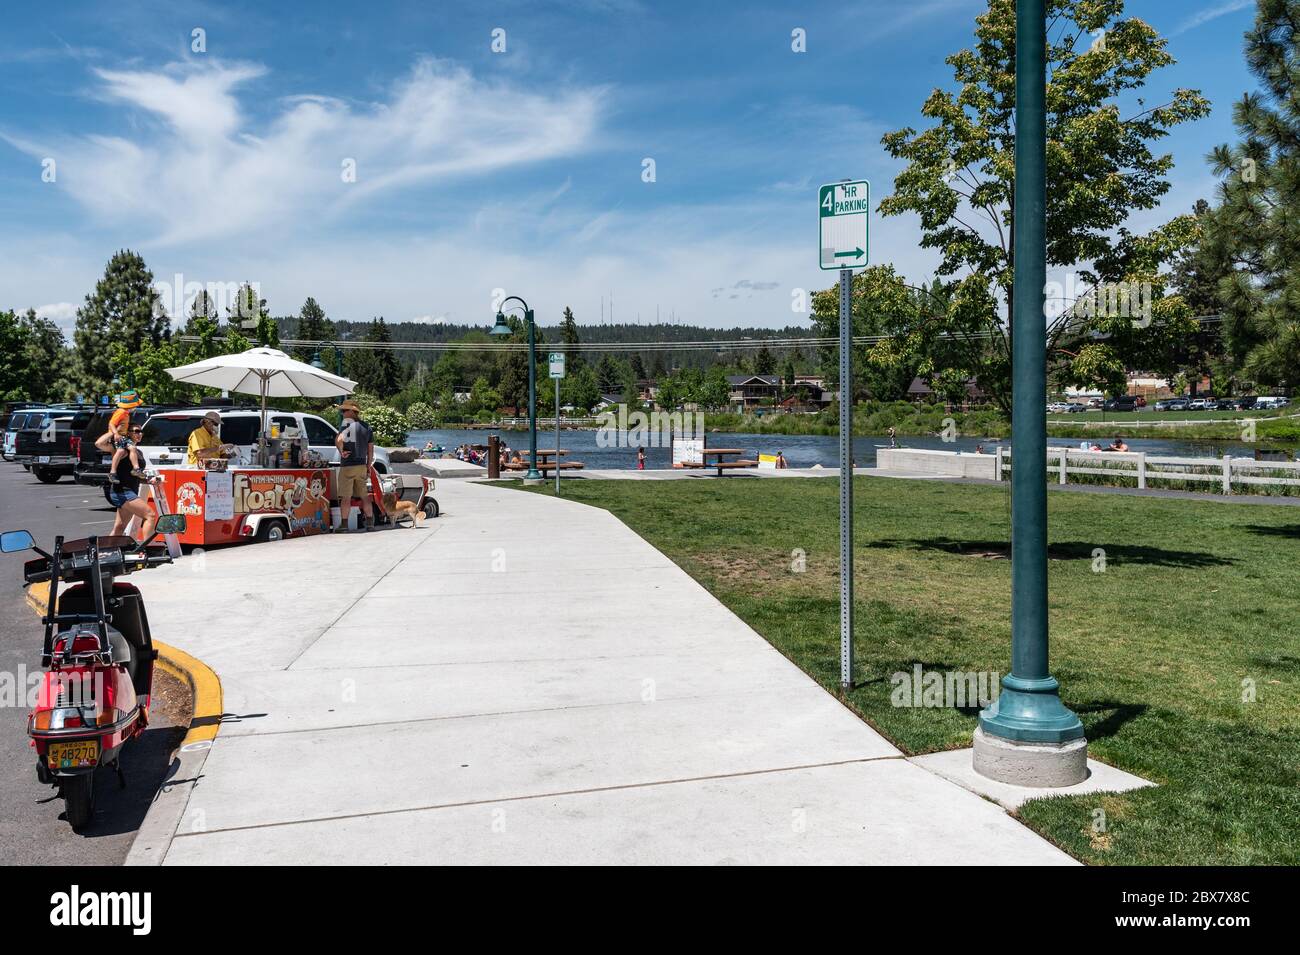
[972,726,1088,788]
[522,477,543,486]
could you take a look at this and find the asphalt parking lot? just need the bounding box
[0,463,188,864]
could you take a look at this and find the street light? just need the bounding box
[490,296,542,482]
[973,0,1086,787]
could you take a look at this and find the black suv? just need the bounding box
[1103,396,1139,412]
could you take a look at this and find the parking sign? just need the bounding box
[819,180,869,270]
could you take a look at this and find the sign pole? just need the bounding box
[838,266,853,689]
[818,178,868,691]
[819,178,867,691]
[548,351,566,495]
[555,377,561,496]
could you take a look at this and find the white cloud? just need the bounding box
[1172,0,1255,36]
[6,57,603,246]
[35,302,78,334]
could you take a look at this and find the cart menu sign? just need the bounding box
[205,470,234,521]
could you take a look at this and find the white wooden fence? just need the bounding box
[995,446,1300,494]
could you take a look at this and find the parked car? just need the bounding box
[3,406,50,461]
[1255,396,1290,410]
[1233,396,1258,411]
[1103,396,1139,412]
[13,409,96,483]
[1046,401,1070,413]
[74,404,180,486]
[1188,397,1216,411]
[135,409,392,473]
[1086,397,1103,409]
[1214,399,1239,411]
[1063,403,1088,413]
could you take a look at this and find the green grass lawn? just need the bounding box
[512,476,1300,865]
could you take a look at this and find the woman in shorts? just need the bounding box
[107,426,158,540]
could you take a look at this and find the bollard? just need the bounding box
[488,434,500,479]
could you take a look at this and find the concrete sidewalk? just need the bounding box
[136,481,1073,865]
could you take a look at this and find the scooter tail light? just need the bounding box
[94,706,120,727]
[32,707,84,731]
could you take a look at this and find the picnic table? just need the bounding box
[505,449,583,477]
[684,448,759,476]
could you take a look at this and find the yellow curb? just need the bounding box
[154,641,223,745]
[23,580,221,747]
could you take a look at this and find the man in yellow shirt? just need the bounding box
[187,410,230,467]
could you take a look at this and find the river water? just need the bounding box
[407,427,1274,470]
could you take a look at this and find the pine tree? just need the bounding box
[1168,199,1232,393]
[559,306,583,370]
[184,290,219,332]
[1205,0,1300,390]
[72,250,164,399]
[348,317,402,398]
[754,344,776,376]
[295,297,335,362]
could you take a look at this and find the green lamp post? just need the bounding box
[974,0,1086,785]
[490,297,541,482]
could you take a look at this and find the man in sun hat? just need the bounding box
[334,399,374,532]
[97,389,144,483]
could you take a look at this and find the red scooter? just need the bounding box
[1,513,186,831]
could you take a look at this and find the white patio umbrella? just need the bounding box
[165,347,358,462]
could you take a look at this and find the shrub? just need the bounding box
[405,401,437,430]
[364,404,409,446]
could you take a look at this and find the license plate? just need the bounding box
[37,455,50,464]
[47,739,99,770]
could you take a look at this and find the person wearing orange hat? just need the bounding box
[96,389,143,484]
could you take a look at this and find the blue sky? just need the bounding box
[0,0,1268,334]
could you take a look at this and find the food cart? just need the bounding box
[148,462,384,545]
[152,346,386,545]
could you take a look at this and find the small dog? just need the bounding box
[382,491,425,527]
